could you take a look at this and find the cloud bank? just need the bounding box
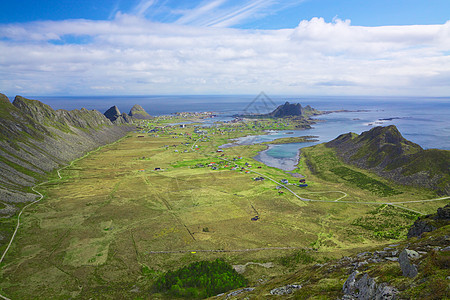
[0,15,449,96]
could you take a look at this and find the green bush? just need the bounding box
[154,259,247,298]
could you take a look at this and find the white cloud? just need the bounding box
[132,0,158,17]
[0,16,449,96]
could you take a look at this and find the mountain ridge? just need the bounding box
[326,125,450,194]
[0,94,135,222]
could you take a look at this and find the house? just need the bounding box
[281,179,288,184]
[154,167,161,171]
[299,184,308,187]
[299,179,306,183]
[217,149,223,152]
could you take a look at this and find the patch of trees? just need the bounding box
[154,259,247,298]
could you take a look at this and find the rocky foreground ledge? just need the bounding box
[214,204,449,299]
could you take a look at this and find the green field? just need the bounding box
[0,119,447,299]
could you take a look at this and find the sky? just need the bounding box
[0,0,449,97]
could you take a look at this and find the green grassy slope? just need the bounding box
[326,125,450,194]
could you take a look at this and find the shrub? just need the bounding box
[154,259,247,298]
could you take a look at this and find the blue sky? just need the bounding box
[2,0,450,28]
[0,0,449,96]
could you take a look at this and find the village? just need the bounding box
[132,114,312,224]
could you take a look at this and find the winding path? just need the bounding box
[0,139,123,265]
[148,246,312,254]
[210,145,449,215]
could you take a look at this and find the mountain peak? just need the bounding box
[268,102,303,118]
[104,106,121,122]
[12,95,58,123]
[0,93,10,105]
[129,104,152,119]
[264,101,320,118]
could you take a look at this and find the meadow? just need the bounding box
[0,118,446,299]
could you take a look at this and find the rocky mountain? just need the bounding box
[103,105,134,124]
[241,101,321,119]
[104,105,121,122]
[267,102,321,118]
[326,125,450,194]
[129,104,152,120]
[0,94,134,223]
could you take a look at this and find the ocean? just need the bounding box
[26,95,450,170]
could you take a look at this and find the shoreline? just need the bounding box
[253,144,302,171]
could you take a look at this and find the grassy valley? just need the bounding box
[0,112,447,299]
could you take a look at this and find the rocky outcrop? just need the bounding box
[342,271,398,300]
[407,220,437,238]
[270,284,302,295]
[437,204,450,220]
[326,125,450,194]
[104,105,122,122]
[398,249,418,278]
[223,287,254,298]
[407,204,449,238]
[114,112,134,124]
[129,104,152,120]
